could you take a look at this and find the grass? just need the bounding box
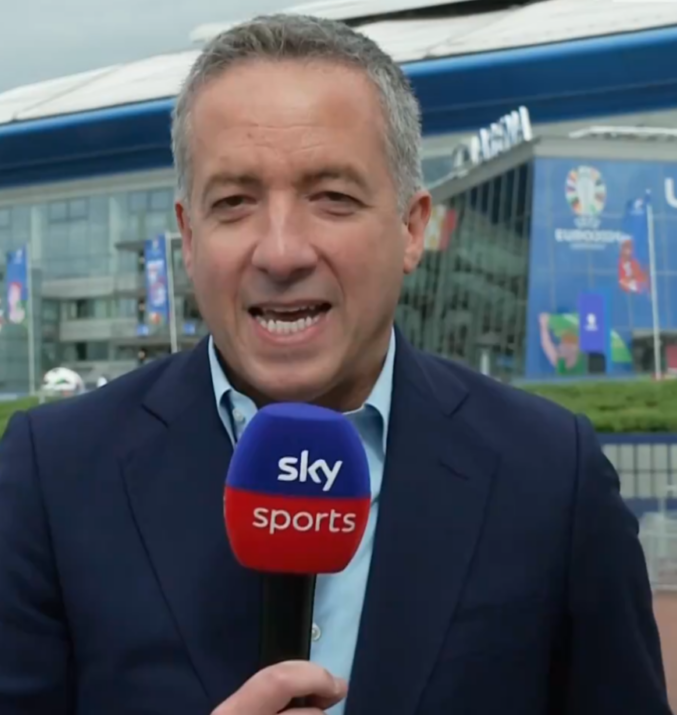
[0,397,40,437]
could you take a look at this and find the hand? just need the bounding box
[212,661,348,714]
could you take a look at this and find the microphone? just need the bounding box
[224,403,371,700]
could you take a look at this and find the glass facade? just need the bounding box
[397,163,533,382]
[0,176,183,390]
[7,136,675,392]
[0,185,177,280]
[0,150,537,390]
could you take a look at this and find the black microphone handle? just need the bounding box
[260,573,317,710]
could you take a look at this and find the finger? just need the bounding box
[214,661,344,715]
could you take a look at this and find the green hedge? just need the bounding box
[522,380,677,433]
[0,381,675,437]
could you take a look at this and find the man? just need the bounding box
[618,238,649,294]
[0,13,670,715]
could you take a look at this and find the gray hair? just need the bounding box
[171,13,423,213]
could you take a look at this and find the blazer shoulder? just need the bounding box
[418,349,580,435]
[21,353,186,442]
[414,351,593,498]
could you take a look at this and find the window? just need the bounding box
[86,342,110,361]
[48,202,68,222]
[118,299,137,319]
[92,299,110,319]
[69,199,88,220]
[150,189,173,212]
[42,195,111,279]
[42,342,59,372]
[113,346,139,361]
[42,300,60,323]
[46,199,89,223]
[62,299,111,320]
[67,342,110,362]
[123,188,177,244]
[181,295,202,320]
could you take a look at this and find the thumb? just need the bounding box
[303,677,348,711]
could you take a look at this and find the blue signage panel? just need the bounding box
[577,292,607,355]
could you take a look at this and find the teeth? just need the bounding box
[255,313,323,335]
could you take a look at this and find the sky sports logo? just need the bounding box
[277,450,342,492]
[253,507,357,534]
[250,452,357,534]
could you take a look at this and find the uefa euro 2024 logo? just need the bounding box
[565,165,607,229]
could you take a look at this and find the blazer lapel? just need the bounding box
[346,334,500,715]
[121,340,261,710]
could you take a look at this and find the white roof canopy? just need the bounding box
[0,0,676,127]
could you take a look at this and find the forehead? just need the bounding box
[188,59,389,180]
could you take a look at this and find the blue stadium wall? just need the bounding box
[526,156,677,378]
[1,24,677,188]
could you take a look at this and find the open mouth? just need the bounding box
[249,302,332,336]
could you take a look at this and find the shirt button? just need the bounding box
[233,410,245,424]
[311,623,322,642]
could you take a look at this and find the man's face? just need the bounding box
[176,59,431,407]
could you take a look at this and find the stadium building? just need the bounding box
[1,0,677,392]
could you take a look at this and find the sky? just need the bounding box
[0,0,293,93]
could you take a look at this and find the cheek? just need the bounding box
[332,226,404,297]
[191,234,241,301]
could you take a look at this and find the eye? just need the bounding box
[312,192,362,216]
[213,195,251,210]
[316,191,355,204]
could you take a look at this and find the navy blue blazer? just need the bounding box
[0,332,670,715]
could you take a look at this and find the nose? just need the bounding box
[251,197,318,282]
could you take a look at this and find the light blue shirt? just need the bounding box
[208,330,395,715]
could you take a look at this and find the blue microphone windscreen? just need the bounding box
[226,403,370,499]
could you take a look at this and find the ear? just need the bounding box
[402,190,433,275]
[175,199,194,279]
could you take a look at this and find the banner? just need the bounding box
[619,194,651,296]
[6,247,28,326]
[144,236,170,327]
[524,155,676,378]
[577,292,608,355]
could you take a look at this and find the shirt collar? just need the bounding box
[208,328,396,452]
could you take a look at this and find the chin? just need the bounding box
[256,380,327,405]
[247,366,336,405]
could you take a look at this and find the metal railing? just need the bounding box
[639,489,677,592]
[600,436,677,592]
[600,434,677,514]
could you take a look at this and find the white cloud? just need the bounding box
[0,0,291,92]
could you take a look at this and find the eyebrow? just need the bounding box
[298,166,371,194]
[202,172,260,198]
[201,164,371,203]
